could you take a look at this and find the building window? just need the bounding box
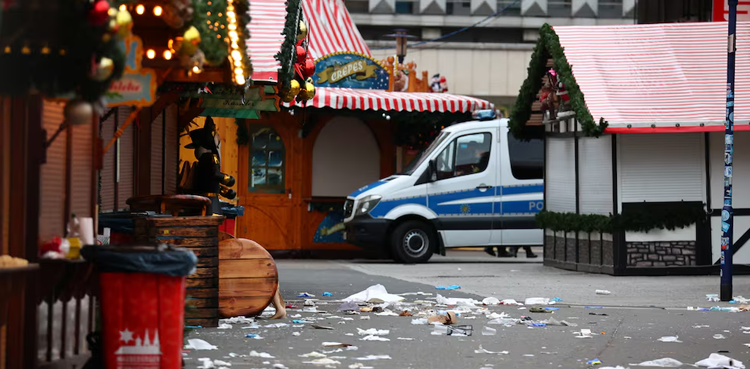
[395,0,415,14]
[446,0,471,15]
[249,125,286,194]
[507,132,543,180]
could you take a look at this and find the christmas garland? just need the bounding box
[509,23,607,140]
[275,0,303,91]
[191,0,229,66]
[535,202,708,234]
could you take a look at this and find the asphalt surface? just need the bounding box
[184,255,750,369]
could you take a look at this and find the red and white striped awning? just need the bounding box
[553,22,750,133]
[285,87,494,113]
[247,0,370,82]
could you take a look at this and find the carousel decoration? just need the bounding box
[539,68,571,122]
[181,116,237,215]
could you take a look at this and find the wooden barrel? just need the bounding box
[134,215,224,328]
[218,238,278,318]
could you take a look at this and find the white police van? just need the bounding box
[343,110,544,263]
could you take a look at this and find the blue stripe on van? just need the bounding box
[349,180,389,198]
[368,196,428,218]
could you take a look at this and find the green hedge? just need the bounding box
[536,203,708,234]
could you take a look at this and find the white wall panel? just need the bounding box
[578,136,613,215]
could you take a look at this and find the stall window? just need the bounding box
[507,132,544,180]
[435,132,491,180]
[248,125,285,194]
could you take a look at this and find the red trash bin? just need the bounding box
[83,245,197,369]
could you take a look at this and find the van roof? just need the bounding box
[443,118,508,133]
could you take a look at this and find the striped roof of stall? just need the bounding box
[285,87,494,112]
[247,0,370,82]
[553,22,750,132]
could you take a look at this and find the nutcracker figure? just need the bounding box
[184,116,236,215]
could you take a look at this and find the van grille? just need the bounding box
[343,200,354,218]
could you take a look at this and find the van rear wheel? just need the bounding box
[390,220,435,263]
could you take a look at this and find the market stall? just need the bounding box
[510,22,750,275]
[177,0,493,257]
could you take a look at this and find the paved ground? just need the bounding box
[184,251,750,369]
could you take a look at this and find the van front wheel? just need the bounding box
[390,220,435,263]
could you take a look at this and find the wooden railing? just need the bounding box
[35,260,96,369]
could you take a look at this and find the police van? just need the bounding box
[343,110,544,263]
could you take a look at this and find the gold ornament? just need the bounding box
[64,100,94,126]
[280,88,296,102]
[91,57,114,81]
[297,79,316,101]
[116,9,133,39]
[178,26,201,56]
[289,79,301,96]
[297,20,308,41]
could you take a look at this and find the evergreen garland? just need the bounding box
[192,0,229,66]
[275,0,302,91]
[509,23,607,140]
[535,202,708,234]
[236,118,249,145]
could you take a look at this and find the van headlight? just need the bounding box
[356,195,382,215]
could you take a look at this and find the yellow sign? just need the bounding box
[317,59,379,84]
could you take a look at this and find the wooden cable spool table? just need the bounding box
[130,195,224,327]
[218,238,279,318]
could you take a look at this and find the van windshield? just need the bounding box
[401,132,449,175]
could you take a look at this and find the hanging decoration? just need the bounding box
[0,0,126,104]
[278,18,316,103]
[163,0,194,29]
[275,0,302,91]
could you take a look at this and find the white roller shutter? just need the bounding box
[545,137,576,212]
[117,107,135,210]
[619,133,704,203]
[164,104,179,195]
[578,137,613,215]
[39,100,66,241]
[70,114,94,218]
[151,110,165,195]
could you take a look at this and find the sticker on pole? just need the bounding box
[722,210,731,221]
[722,221,731,233]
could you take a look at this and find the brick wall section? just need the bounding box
[579,234,590,264]
[545,235,555,259]
[627,241,696,266]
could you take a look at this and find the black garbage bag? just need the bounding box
[81,244,197,277]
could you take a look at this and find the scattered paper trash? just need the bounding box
[713,334,727,340]
[474,345,509,355]
[323,342,353,347]
[354,355,392,361]
[695,353,744,368]
[574,329,593,338]
[322,292,333,296]
[411,318,428,325]
[631,358,683,367]
[428,311,458,325]
[657,336,681,343]
[360,335,390,341]
[292,332,301,336]
[299,352,327,358]
[500,299,520,305]
[482,326,497,336]
[185,339,218,350]
[435,285,461,290]
[344,284,405,303]
[436,294,481,307]
[357,328,390,336]
[311,325,334,330]
[706,294,720,302]
[217,323,232,329]
[524,297,551,305]
[482,297,500,305]
[249,351,274,358]
[596,290,611,295]
[397,337,414,341]
[304,358,341,366]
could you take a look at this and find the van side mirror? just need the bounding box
[428,159,438,182]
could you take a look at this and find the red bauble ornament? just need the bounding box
[88,0,111,26]
[296,45,306,63]
[302,56,315,79]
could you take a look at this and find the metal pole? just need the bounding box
[721,0,738,302]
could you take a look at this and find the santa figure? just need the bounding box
[439,75,448,93]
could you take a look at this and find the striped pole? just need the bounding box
[721,0,738,302]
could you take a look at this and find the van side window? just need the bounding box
[435,132,492,180]
[507,132,543,180]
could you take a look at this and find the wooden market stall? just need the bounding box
[0,0,261,367]
[509,22,750,276]
[175,0,494,258]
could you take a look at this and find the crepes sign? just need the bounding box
[313,52,389,90]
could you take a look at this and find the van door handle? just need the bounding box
[476,184,493,190]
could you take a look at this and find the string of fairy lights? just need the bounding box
[120,1,246,85]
